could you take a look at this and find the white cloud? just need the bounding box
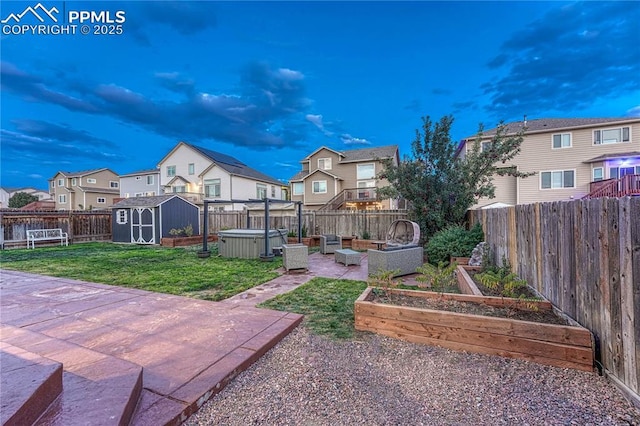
[305,114,333,136]
[626,105,640,117]
[341,133,371,145]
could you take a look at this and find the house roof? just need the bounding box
[119,168,159,178]
[165,176,190,186]
[168,142,282,186]
[111,194,196,208]
[306,169,343,180]
[77,187,120,194]
[339,145,398,163]
[302,146,345,160]
[289,171,308,181]
[467,117,640,139]
[583,151,640,164]
[51,168,117,179]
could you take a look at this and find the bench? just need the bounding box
[26,229,69,249]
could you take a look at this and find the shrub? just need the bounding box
[425,223,483,265]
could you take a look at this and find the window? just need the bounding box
[116,209,128,224]
[552,133,571,149]
[188,163,195,175]
[312,180,327,194]
[87,178,96,184]
[173,186,186,193]
[540,170,575,189]
[292,182,304,195]
[357,163,375,180]
[271,186,276,198]
[97,197,106,204]
[51,181,55,188]
[594,127,630,145]
[58,194,66,203]
[256,183,267,199]
[71,178,77,186]
[167,165,176,177]
[593,167,604,182]
[58,178,64,186]
[481,141,492,152]
[204,179,221,198]
[146,175,154,185]
[318,158,332,170]
[110,181,119,188]
[610,167,639,179]
[135,192,144,197]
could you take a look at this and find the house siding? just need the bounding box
[159,144,209,192]
[120,173,161,197]
[466,120,640,206]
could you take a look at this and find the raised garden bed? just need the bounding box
[354,285,594,372]
[161,235,217,247]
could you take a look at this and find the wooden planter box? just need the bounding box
[450,256,470,265]
[355,287,594,372]
[161,235,217,247]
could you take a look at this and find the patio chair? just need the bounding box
[320,234,342,254]
[282,243,309,271]
[368,219,423,277]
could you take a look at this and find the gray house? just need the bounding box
[111,195,199,244]
[119,168,162,198]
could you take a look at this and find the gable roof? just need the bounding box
[159,141,282,186]
[111,194,197,209]
[303,146,344,160]
[51,168,117,179]
[119,168,160,178]
[340,145,398,163]
[467,117,640,139]
[188,143,282,185]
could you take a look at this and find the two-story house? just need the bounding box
[289,145,401,210]
[456,117,640,207]
[119,169,162,198]
[48,168,120,210]
[157,142,285,210]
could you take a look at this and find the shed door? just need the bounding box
[131,208,155,244]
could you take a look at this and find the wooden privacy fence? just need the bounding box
[469,197,639,402]
[203,210,409,240]
[0,210,112,247]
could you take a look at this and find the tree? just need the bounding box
[378,115,531,242]
[8,192,39,208]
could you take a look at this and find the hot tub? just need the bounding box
[218,229,287,259]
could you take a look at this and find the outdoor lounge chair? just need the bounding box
[368,219,423,277]
[320,234,342,254]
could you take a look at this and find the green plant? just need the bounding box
[287,230,297,238]
[475,257,527,298]
[301,224,308,238]
[368,269,401,300]
[425,223,484,265]
[184,224,194,237]
[415,261,459,293]
[169,227,184,237]
[361,229,371,240]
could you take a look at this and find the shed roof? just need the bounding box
[111,194,196,208]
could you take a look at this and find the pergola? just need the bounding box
[200,198,303,260]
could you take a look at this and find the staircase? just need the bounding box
[583,174,640,199]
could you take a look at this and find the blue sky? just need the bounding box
[1,1,639,190]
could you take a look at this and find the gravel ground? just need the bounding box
[186,326,640,426]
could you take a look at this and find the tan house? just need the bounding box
[457,117,640,207]
[157,142,285,210]
[289,145,401,210]
[48,168,120,210]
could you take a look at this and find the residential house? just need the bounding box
[0,187,51,208]
[289,145,401,210]
[456,117,640,207]
[119,169,162,198]
[157,141,285,210]
[48,169,120,210]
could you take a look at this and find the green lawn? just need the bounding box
[0,242,282,301]
[258,277,368,339]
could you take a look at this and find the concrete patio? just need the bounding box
[0,250,422,425]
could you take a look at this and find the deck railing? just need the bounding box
[583,174,640,199]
